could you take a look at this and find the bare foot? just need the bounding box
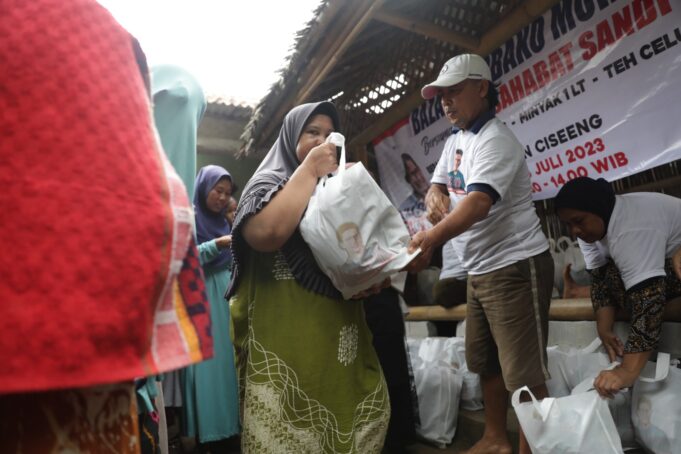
[462,437,513,454]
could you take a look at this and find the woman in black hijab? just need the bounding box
[227,102,389,453]
[556,177,681,398]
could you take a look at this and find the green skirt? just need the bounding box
[231,250,389,453]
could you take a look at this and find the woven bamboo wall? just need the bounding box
[242,0,521,155]
[311,0,518,143]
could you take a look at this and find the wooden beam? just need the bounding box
[338,21,387,59]
[373,9,479,50]
[405,297,681,322]
[474,0,562,56]
[316,61,371,90]
[405,303,466,322]
[347,0,562,150]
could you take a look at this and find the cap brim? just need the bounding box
[421,73,468,99]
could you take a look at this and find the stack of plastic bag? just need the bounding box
[413,338,463,448]
[406,337,483,448]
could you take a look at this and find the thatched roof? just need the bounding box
[240,0,562,157]
[205,96,253,120]
[198,97,254,156]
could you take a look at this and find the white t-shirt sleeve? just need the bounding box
[610,229,667,290]
[440,240,467,280]
[578,238,608,270]
[466,134,522,199]
[431,138,452,186]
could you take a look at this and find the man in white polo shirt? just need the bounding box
[408,54,553,454]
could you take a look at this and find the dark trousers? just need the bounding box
[364,287,417,451]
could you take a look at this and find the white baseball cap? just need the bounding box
[421,54,492,100]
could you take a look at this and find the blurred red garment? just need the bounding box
[0,0,212,394]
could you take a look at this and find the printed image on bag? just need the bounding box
[632,353,681,454]
[331,222,399,287]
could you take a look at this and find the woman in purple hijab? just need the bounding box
[194,165,235,270]
[183,164,240,449]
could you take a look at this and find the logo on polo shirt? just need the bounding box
[447,149,466,195]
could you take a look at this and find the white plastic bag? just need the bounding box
[406,337,423,369]
[512,386,624,454]
[632,353,681,454]
[444,337,483,411]
[413,360,463,448]
[412,337,483,413]
[300,133,419,299]
[416,337,452,364]
[572,365,636,450]
[552,236,590,293]
[415,337,483,410]
[564,238,590,287]
[549,238,565,294]
[408,337,480,446]
[563,237,586,272]
[545,345,571,397]
[546,338,610,397]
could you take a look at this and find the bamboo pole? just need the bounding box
[373,9,479,50]
[405,297,681,322]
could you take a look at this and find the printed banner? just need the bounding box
[372,98,452,234]
[374,0,681,203]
